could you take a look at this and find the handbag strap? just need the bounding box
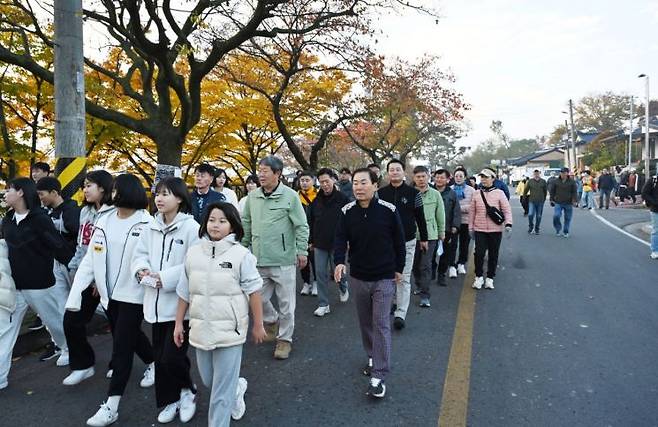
[480,190,492,209]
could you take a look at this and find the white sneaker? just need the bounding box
[63,367,95,385]
[339,288,350,303]
[457,264,467,275]
[448,266,457,278]
[313,305,331,317]
[179,389,196,423]
[300,283,311,295]
[56,349,70,367]
[311,281,318,296]
[86,402,118,427]
[157,402,179,423]
[0,380,7,390]
[651,252,658,260]
[232,377,248,420]
[106,369,113,379]
[484,278,495,289]
[472,276,484,290]
[140,363,155,388]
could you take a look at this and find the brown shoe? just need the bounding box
[274,340,291,360]
[263,322,278,342]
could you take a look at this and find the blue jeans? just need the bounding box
[581,191,594,209]
[314,248,347,307]
[528,202,544,231]
[651,212,658,252]
[553,203,573,234]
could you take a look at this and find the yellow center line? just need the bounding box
[437,262,477,427]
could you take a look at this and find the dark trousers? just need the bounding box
[300,250,316,284]
[599,189,612,209]
[64,286,101,370]
[437,232,458,274]
[453,224,471,266]
[473,232,502,279]
[351,276,395,381]
[520,196,529,215]
[412,240,437,299]
[152,321,194,407]
[106,299,154,396]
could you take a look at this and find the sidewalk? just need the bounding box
[590,201,652,242]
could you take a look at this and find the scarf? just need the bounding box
[453,183,466,200]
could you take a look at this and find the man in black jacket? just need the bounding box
[434,169,462,286]
[597,169,616,209]
[308,168,350,317]
[641,174,658,259]
[1,178,75,376]
[191,163,225,222]
[548,167,578,237]
[334,168,405,399]
[378,159,428,330]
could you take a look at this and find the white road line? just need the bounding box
[589,209,650,248]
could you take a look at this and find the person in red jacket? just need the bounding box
[468,169,513,290]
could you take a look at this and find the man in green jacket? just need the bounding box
[412,166,445,307]
[523,169,548,234]
[242,155,309,360]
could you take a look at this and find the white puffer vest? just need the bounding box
[186,238,250,350]
[0,240,16,314]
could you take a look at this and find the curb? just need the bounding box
[642,223,653,235]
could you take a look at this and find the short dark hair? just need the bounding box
[32,162,50,173]
[339,167,351,174]
[454,167,467,176]
[194,163,215,176]
[85,170,114,207]
[413,165,430,175]
[352,167,378,184]
[9,177,40,211]
[434,168,450,178]
[386,159,405,171]
[259,155,284,174]
[198,202,244,241]
[317,168,337,180]
[36,176,62,193]
[155,177,192,214]
[112,174,148,209]
[245,174,260,187]
[367,163,380,170]
[299,170,315,179]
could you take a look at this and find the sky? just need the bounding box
[374,0,658,149]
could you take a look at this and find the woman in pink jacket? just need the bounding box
[468,169,513,290]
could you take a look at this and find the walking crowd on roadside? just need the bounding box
[0,155,655,427]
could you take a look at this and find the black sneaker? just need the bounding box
[39,343,61,362]
[390,304,397,315]
[437,273,447,287]
[367,380,386,398]
[393,317,405,330]
[527,227,533,234]
[28,316,44,331]
[362,363,372,377]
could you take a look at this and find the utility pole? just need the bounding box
[628,95,633,167]
[54,0,86,199]
[568,99,577,171]
[564,119,571,168]
[643,76,651,178]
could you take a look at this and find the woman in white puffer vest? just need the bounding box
[131,177,200,424]
[0,239,17,390]
[174,202,266,427]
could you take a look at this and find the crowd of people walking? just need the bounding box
[0,156,656,426]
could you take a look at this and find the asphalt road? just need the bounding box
[2,201,657,426]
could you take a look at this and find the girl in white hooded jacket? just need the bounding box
[132,177,200,424]
[0,239,16,390]
[66,174,154,427]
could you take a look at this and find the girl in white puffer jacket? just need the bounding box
[0,239,16,390]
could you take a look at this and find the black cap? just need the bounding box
[560,167,569,173]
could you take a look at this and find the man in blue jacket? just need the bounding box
[191,163,225,222]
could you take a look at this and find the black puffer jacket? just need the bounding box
[1,208,74,290]
[642,176,658,213]
[308,188,349,251]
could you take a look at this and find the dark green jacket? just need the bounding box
[548,177,577,205]
[523,178,548,204]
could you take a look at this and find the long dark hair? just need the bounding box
[154,177,192,214]
[9,177,40,211]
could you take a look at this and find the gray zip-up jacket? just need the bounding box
[439,187,462,231]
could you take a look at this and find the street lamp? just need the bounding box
[638,74,651,177]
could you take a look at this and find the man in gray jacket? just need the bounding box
[433,169,461,286]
